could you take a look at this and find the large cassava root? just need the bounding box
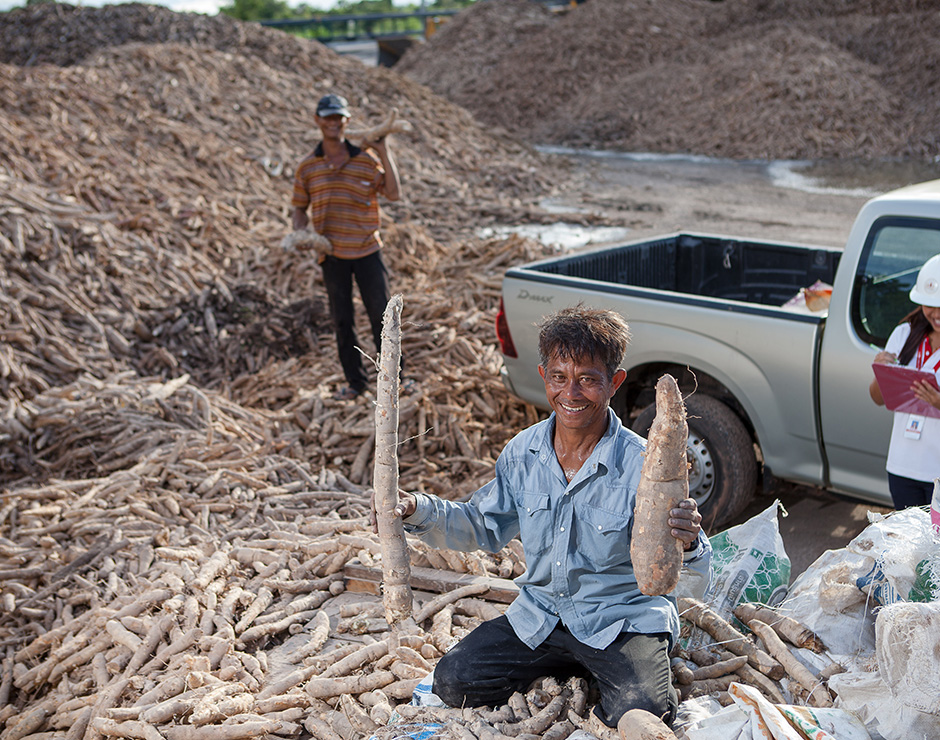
[280,228,333,256]
[617,708,679,740]
[631,374,688,595]
[346,108,414,146]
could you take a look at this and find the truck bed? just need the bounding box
[500,232,847,500]
[523,233,841,308]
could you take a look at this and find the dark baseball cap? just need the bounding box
[316,93,350,118]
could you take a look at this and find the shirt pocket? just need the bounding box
[517,491,552,557]
[577,504,632,569]
[348,176,376,206]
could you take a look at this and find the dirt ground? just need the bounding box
[542,149,940,248]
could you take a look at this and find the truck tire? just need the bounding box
[631,394,757,532]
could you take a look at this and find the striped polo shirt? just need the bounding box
[291,141,386,259]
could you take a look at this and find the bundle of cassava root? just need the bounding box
[0,378,837,739]
[346,108,414,148]
[280,229,333,257]
[673,597,839,710]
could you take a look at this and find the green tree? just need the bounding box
[220,0,292,21]
[335,0,394,11]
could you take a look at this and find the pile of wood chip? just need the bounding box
[398,0,940,160]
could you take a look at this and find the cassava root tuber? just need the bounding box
[631,374,688,595]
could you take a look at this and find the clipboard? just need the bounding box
[872,363,940,419]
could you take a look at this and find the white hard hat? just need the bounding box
[910,253,940,307]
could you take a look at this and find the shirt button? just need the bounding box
[560,526,565,532]
[556,561,561,566]
[597,525,602,530]
[526,507,531,512]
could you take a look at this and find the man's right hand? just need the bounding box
[370,489,417,534]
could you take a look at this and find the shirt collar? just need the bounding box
[313,139,363,159]
[531,407,621,473]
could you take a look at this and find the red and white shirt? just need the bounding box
[884,323,940,482]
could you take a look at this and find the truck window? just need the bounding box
[852,217,940,346]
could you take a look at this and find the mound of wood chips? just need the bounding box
[398,0,940,160]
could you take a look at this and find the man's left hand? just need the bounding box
[669,498,702,551]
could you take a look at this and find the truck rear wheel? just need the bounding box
[631,394,757,532]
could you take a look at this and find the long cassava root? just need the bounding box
[678,597,785,680]
[372,295,416,630]
[280,228,333,257]
[631,374,689,595]
[346,108,414,146]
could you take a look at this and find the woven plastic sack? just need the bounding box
[704,500,791,620]
[367,724,443,740]
[411,670,446,708]
[682,682,873,740]
[853,507,940,606]
[875,601,940,715]
[680,501,789,650]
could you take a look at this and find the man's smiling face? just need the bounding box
[538,353,625,435]
[315,113,348,142]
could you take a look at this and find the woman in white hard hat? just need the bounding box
[869,253,940,509]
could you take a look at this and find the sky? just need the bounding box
[0,0,411,15]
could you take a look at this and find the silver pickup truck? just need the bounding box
[496,179,940,528]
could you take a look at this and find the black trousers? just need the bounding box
[432,616,677,728]
[887,472,933,509]
[320,251,391,393]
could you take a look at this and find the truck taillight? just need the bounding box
[496,297,518,358]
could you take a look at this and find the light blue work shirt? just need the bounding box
[403,407,711,651]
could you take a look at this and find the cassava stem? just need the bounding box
[372,294,415,628]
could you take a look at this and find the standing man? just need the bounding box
[382,306,710,728]
[291,93,402,401]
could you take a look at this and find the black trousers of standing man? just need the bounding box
[320,251,391,394]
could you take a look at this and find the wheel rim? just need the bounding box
[687,430,716,507]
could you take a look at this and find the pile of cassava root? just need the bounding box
[0,373,835,739]
[0,372,528,738]
[0,3,846,737]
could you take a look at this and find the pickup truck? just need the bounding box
[495,178,940,529]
